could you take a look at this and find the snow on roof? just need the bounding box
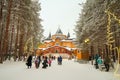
[44,40,52,42]
[61,39,73,42]
[42,45,72,51]
[65,47,71,50]
[38,48,46,50]
[71,48,77,50]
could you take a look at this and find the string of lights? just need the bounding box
[105,10,120,78]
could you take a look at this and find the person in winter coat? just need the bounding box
[48,58,52,67]
[35,57,39,69]
[94,54,99,69]
[104,55,110,72]
[42,57,48,68]
[97,57,103,71]
[26,55,32,69]
[38,56,41,67]
[58,56,62,65]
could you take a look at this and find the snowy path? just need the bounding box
[0,59,118,80]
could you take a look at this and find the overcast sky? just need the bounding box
[40,0,86,38]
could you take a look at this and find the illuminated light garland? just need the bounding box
[105,10,120,78]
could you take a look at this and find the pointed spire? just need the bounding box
[56,26,63,35]
[67,32,70,38]
[46,32,51,40]
[48,32,51,39]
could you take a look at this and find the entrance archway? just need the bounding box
[36,46,72,58]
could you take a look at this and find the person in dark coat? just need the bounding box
[42,57,48,68]
[38,56,41,68]
[94,54,99,69]
[58,56,62,65]
[26,55,32,69]
[104,55,110,72]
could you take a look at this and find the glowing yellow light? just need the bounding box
[105,10,120,78]
[84,38,90,43]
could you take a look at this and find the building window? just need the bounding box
[56,43,59,45]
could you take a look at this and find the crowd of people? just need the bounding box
[25,53,115,72]
[26,55,63,69]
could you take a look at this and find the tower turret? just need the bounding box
[67,32,70,39]
[55,27,63,35]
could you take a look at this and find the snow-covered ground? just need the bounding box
[0,59,119,80]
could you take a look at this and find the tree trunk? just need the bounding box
[0,0,3,63]
[1,0,12,63]
[0,0,3,23]
[9,25,14,60]
[14,19,20,61]
[90,45,94,65]
[0,23,4,63]
[18,32,24,61]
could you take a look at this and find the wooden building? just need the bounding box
[36,28,76,58]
